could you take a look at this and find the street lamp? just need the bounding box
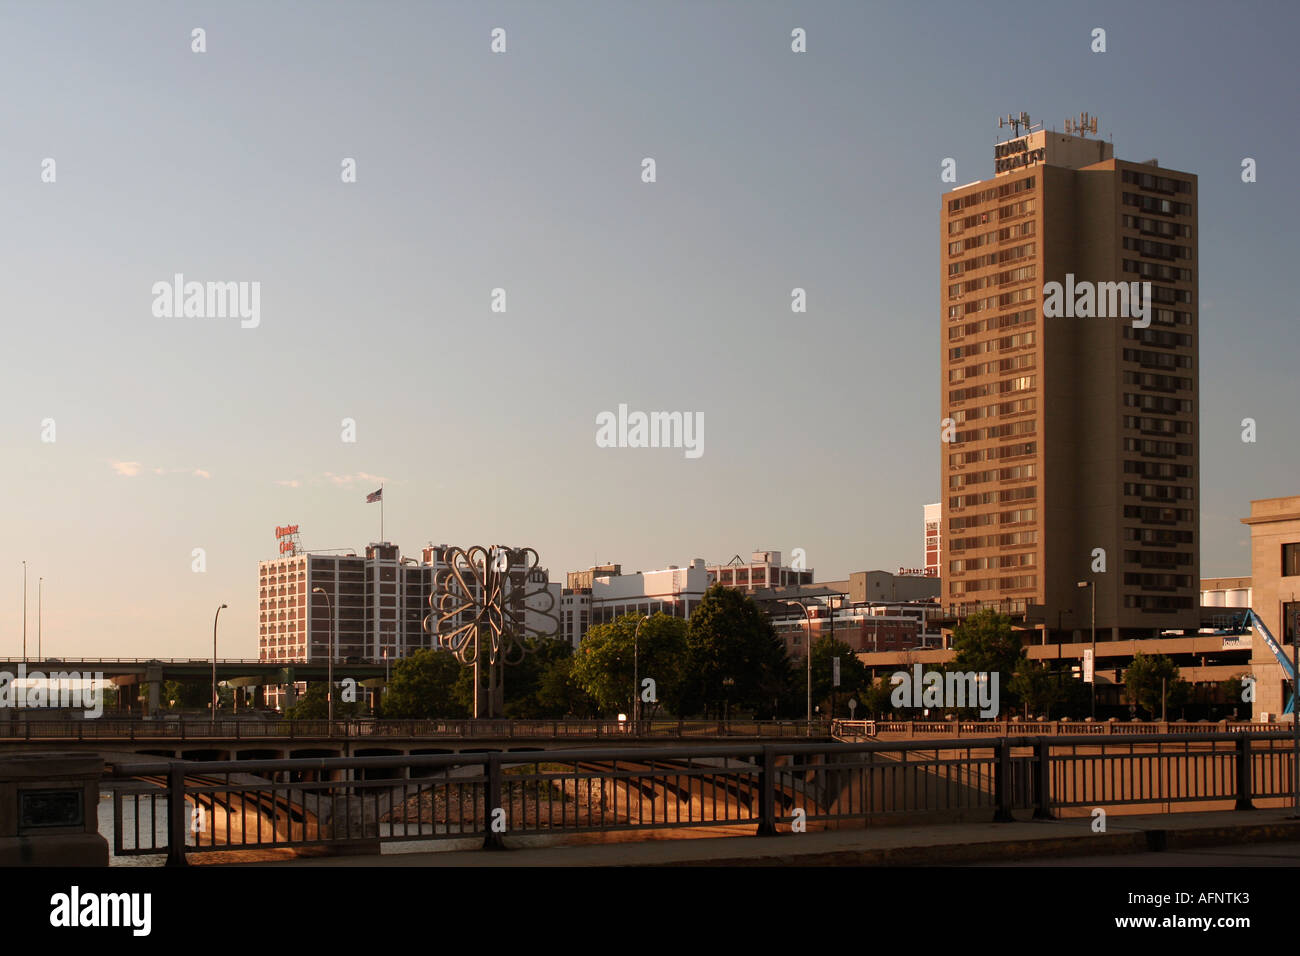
[791,601,814,735]
[1077,581,1096,720]
[312,587,335,724]
[632,614,648,728]
[212,603,228,725]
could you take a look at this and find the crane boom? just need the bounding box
[1242,608,1296,714]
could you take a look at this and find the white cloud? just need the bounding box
[275,479,301,488]
[110,461,209,479]
[324,472,386,486]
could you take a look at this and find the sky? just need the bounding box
[2,0,1297,659]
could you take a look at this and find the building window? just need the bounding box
[1283,543,1300,578]
[1284,603,1300,644]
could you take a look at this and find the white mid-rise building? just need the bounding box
[561,559,712,647]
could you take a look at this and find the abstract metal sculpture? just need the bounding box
[423,545,559,717]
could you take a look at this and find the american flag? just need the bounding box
[365,487,383,503]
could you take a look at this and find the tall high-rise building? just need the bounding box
[941,120,1198,641]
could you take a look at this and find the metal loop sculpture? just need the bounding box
[423,545,559,667]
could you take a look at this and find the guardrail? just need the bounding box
[867,719,1263,736]
[0,718,829,741]
[0,717,1276,742]
[0,658,272,665]
[105,730,1300,864]
[831,720,878,738]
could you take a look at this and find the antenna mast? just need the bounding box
[1064,111,1099,137]
[998,111,1038,138]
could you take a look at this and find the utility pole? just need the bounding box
[633,614,648,728]
[211,603,227,726]
[312,588,335,724]
[1292,605,1299,816]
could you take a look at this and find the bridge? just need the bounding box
[95,728,1299,865]
[0,718,826,761]
[0,657,386,715]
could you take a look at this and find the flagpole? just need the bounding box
[380,485,384,543]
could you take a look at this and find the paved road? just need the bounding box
[975,841,1300,866]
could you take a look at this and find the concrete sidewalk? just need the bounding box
[242,807,1300,867]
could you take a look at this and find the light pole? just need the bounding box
[793,601,814,735]
[633,614,648,728]
[212,603,227,724]
[1077,581,1096,720]
[312,587,335,724]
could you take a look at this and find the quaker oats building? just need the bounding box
[941,117,1198,642]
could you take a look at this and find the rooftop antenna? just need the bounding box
[998,111,1036,138]
[1064,111,1099,137]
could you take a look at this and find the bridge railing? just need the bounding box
[867,719,1262,737]
[0,717,829,741]
[103,730,1298,864]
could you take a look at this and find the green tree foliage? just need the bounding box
[1220,675,1248,718]
[949,609,1026,711]
[572,613,690,716]
[950,610,1025,677]
[535,653,600,718]
[379,649,469,719]
[1008,660,1067,719]
[501,638,587,718]
[161,679,232,712]
[684,585,793,719]
[286,682,367,719]
[1124,652,1187,718]
[862,674,900,718]
[809,636,870,717]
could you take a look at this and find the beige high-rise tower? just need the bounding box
[941,117,1198,642]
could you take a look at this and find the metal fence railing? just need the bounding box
[104,731,1300,864]
[3,717,1274,742]
[0,718,828,742]
[865,719,1262,737]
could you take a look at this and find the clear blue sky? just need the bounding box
[2,0,1297,658]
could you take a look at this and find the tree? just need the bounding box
[950,610,1025,676]
[1124,652,1186,719]
[380,649,468,718]
[286,682,366,719]
[685,585,793,719]
[536,653,600,718]
[161,679,230,712]
[1008,660,1067,719]
[501,638,586,718]
[949,609,1026,713]
[863,673,900,718]
[809,636,869,717]
[572,613,690,716]
[1220,674,1249,719]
